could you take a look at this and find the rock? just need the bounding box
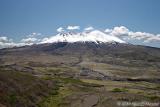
[82,95,99,107]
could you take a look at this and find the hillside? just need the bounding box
[0,42,160,107]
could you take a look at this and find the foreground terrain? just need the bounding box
[0,42,160,107]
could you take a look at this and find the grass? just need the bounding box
[152,85,160,90]
[0,69,57,107]
[59,77,82,84]
[39,77,101,107]
[8,94,17,105]
[111,88,128,92]
[39,89,61,107]
[145,95,160,101]
[39,78,75,107]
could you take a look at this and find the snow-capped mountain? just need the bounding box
[41,30,126,44]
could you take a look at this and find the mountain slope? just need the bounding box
[1,42,160,65]
[0,33,160,107]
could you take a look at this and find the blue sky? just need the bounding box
[0,0,160,48]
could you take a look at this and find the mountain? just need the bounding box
[41,30,126,44]
[0,31,160,107]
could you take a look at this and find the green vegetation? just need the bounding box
[111,88,128,92]
[39,86,71,107]
[39,77,102,107]
[58,77,82,84]
[0,69,57,107]
[145,95,160,101]
[8,94,17,105]
[39,78,76,107]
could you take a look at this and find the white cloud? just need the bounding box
[0,36,14,49]
[0,36,12,43]
[144,35,160,42]
[84,26,94,31]
[40,37,49,43]
[0,35,40,49]
[104,29,112,33]
[26,32,41,37]
[111,26,129,36]
[21,38,38,44]
[57,27,64,32]
[67,26,80,30]
[0,42,27,49]
[105,26,160,43]
[0,36,25,49]
[0,42,14,49]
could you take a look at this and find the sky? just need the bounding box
[0,0,160,48]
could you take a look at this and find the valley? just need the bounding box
[0,42,160,107]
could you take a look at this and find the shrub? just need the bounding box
[112,88,128,92]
